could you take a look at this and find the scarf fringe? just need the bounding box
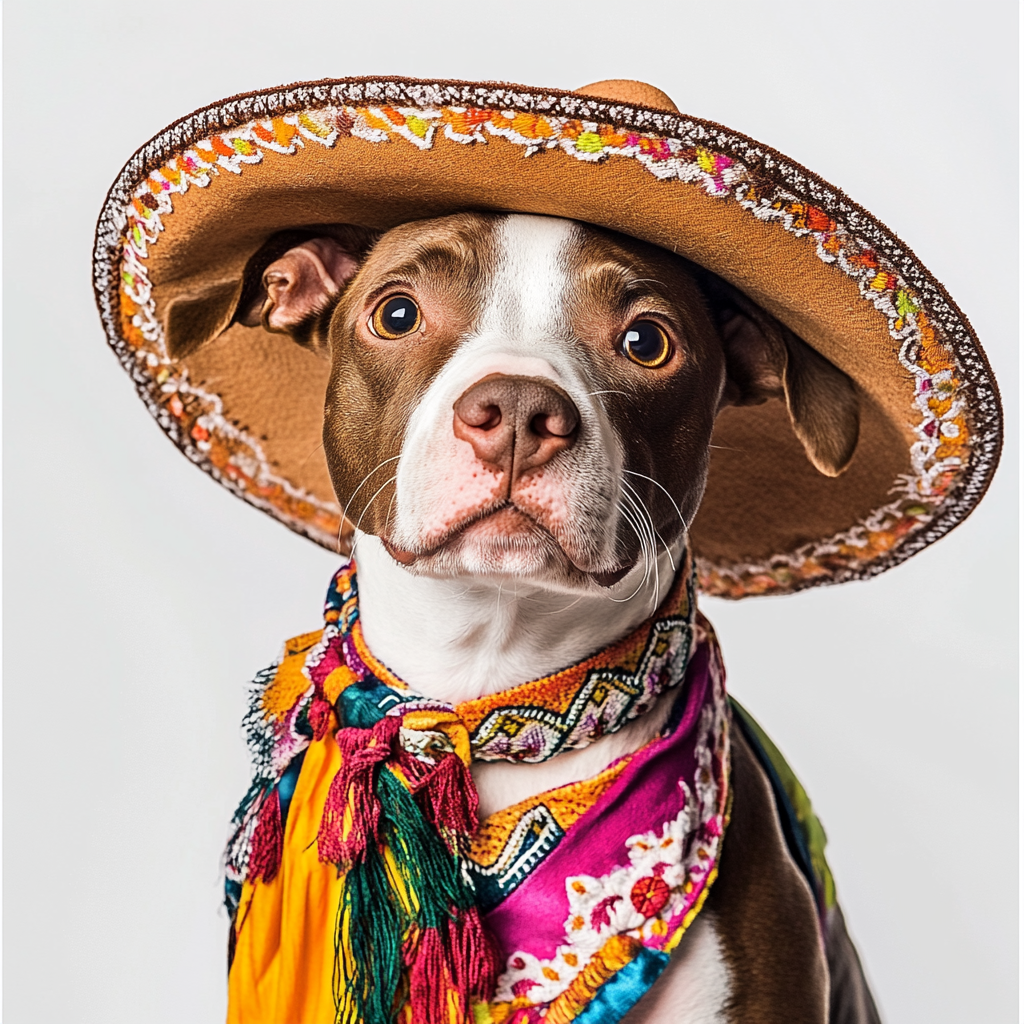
[413,748,480,847]
[320,707,500,1024]
[248,787,283,883]
[317,716,401,865]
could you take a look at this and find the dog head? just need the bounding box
[198,212,859,590]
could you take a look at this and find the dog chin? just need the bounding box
[385,508,611,587]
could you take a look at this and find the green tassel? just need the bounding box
[334,841,405,1024]
[334,767,479,1024]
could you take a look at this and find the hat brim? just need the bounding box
[93,76,1002,598]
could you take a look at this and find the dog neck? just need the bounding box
[352,531,685,704]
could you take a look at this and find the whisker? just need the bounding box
[607,506,650,603]
[619,492,653,591]
[383,492,398,538]
[548,592,587,614]
[621,477,676,572]
[621,479,677,613]
[352,476,398,536]
[299,440,325,471]
[623,469,687,530]
[617,494,655,601]
[621,485,660,612]
[341,455,402,526]
[620,485,657,566]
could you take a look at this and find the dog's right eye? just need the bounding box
[620,320,671,368]
[370,295,422,339]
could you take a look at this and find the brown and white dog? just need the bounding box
[233,211,878,1024]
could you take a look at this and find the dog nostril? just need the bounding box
[530,405,579,439]
[460,402,502,430]
[530,411,575,439]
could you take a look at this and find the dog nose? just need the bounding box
[453,374,579,476]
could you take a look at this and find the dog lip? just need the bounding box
[591,565,632,587]
[383,503,619,580]
[385,503,598,569]
[384,500,529,561]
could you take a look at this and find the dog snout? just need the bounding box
[453,374,579,477]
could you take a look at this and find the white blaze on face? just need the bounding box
[477,214,573,343]
[391,214,624,578]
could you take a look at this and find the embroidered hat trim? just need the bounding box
[93,77,1002,598]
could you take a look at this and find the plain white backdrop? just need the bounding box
[4,1,1017,1021]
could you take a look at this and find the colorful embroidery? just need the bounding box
[94,81,999,597]
[469,760,629,912]
[224,556,726,1023]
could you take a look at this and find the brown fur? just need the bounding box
[186,213,869,1017]
[175,212,864,570]
[708,725,829,1022]
[229,214,858,577]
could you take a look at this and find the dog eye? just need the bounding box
[620,320,671,368]
[370,295,422,339]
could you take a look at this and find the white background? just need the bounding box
[4,1,1017,1021]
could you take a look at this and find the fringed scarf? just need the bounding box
[225,548,731,1024]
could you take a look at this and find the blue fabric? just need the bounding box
[573,946,670,1023]
[336,676,415,729]
[277,750,306,826]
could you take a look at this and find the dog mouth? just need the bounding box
[383,503,548,561]
[382,503,630,584]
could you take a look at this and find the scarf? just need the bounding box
[224,549,730,1024]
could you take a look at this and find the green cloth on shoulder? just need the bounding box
[729,698,836,913]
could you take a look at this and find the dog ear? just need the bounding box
[163,225,379,360]
[715,286,860,477]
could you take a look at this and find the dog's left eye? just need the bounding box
[370,295,422,339]
[620,320,671,368]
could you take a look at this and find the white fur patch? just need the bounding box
[621,914,730,1023]
[354,530,682,703]
[353,212,690,868]
[391,214,624,576]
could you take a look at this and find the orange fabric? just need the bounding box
[227,723,637,1023]
[228,733,343,1024]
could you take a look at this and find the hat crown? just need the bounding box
[575,79,678,111]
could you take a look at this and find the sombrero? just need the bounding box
[92,75,1002,598]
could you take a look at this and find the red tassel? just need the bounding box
[414,752,481,845]
[248,788,283,883]
[407,926,454,1024]
[307,695,335,741]
[406,912,501,1024]
[317,715,401,865]
[451,908,501,999]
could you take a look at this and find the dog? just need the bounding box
[219,209,879,1024]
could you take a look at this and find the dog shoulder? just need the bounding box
[622,720,828,1024]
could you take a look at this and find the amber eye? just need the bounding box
[370,295,421,339]
[620,320,671,368]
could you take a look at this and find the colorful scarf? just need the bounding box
[225,550,731,1024]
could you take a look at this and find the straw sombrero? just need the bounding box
[93,76,1002,598]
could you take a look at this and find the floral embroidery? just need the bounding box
[489,694,728,1017]
[224,558,728,1022]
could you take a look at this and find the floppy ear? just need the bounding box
[163,225,379,360]
[716,287,860,478]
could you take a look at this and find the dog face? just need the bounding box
[227,212,859,590]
